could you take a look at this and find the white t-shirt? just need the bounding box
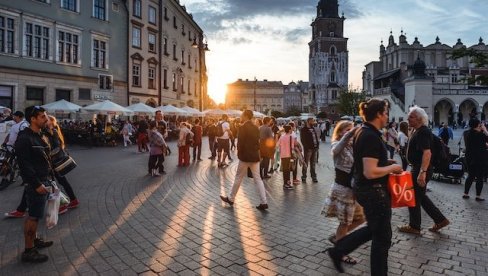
[7,120,29,147]
[398,131,408,147]
[219,121,230,139]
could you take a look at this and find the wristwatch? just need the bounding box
[420,169,427,174]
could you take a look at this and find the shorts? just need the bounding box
[217,138,230,154]
[26,186,48,219]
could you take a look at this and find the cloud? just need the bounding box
[231,37,252,45]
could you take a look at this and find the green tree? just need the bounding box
[271,110,284,118]
[337,88,367,116]
[316,111,327,119]
[451,48,488,85]
[285,106,302,116]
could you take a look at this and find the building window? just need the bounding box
[92,38,107,69]
[194,82,197,97]
[181,24,185,36]
[148,32,156,52]
[173,16,177,29]
[331,90,337,100]
[194,59,198,72]
[112,2,119,12]
[188,54,192,69]
[93,0,107,20]
[181,49,185,65]
[187,79,191,95]
[180,77,184,93]
[58,30,79,64]
[172,73,176,91]
[330,46,336,55]
[132,26,141,48]
[0,85,14,109]
[61,0,78,12]
[55,89,71,101]
[163,69,168,89]
[133,0,141,18]
[0,16,15,54]
[148,6,156,24]
[79,88,91,100]
[163,37,168,55]
[25,23,50,60]
[148,67,155,89]
[451,74,458,83]
[99,74,112,90]
[132,64,140,87]
[330,71,336,82]
[164,7,169,21]
[26,87,44,106]
[172,44,177,61]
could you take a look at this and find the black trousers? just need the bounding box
[209,137,216,157]
[260,157,270,177]
[464,164,485,196]
[148,154,165,173]
[408,167,446,230]
[334,185,392,276]
[193,142,202,160]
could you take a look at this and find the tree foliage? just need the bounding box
[451,48,488,85]
[316,111,328,119]
[271,110,284,118]
[337,88,367,116]
[285,106,302,116]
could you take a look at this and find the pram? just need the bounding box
[431,148,466,184]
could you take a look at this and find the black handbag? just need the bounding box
[51,148,77,176]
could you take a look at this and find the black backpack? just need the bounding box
[216,122,224,137]
[430,133,450,170]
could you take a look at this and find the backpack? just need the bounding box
[216,122,224,137]
[430,133,450,170]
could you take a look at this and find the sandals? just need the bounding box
[342,255,357,265]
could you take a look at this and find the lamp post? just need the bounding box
[192,34,209,112]
[253,77,257,111]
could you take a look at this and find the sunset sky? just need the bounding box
[180,0,487,104]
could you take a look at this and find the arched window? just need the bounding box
[330,71,336,82]
[330,46,336,56]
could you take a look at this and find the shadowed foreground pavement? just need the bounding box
[1,137,487,275]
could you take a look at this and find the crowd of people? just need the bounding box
[2,99,487,274]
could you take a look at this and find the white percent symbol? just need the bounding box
[392,182,414,203]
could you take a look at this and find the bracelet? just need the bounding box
[420,169,427,174]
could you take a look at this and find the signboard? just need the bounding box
[94,94,113,101]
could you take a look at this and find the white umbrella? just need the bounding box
[41,99,81,113]
[203,109,228,117]
[180,106,203,116]
[126,103,157,115]
[82,100,133,115]
[156,104,186,115]
[226,109,242,117]
[253,111,265,118]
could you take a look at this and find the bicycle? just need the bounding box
[0,145,20,191]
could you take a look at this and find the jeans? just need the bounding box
[302,148,317,180]
[228,161,267,204]
[334,185,392,276]
[408,167,447,230]
[209,137,216,157]
[193,142,202,160]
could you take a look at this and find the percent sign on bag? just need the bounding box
[388,172,416,208]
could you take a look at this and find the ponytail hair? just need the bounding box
[359,98,389,122]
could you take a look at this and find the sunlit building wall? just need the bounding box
[226,79,284,113]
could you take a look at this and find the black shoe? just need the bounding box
[312,179,318,183]
[159,170,167,175]
[21,249,48,263]
[268,169,274,174]
[198,158,203,161]
[476,197,485,202]
[208,156,215,160]
[256,204,268,210]
[34,238,53,249]
[327,247,344,273]
[263,175,271,179]
[301,178,306,183]
[220,196,234,206]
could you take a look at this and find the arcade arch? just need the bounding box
[458,99,478,126]
[434,99,454,126]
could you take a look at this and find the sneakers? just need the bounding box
[21,249,48,263]
[220,196,234,206]
[34,238,53,249]
[256,204,269,210]
[58,205,68,215]
[5,210,25,218]
[283,184,294,190]
[428,219,450,233]
[67,199,79,209]
[397,225,421,235]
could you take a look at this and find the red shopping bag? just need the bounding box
[388,171,416,208]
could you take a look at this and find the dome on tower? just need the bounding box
[413,55,426,77]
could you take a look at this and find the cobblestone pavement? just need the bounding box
[1,138,487,275]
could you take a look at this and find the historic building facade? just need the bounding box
[0,0,128,111]
[308,0,348,113]
[159,0,206,109]
[225,79,284,113]
[283,81,309,113]
[363,32,488,125]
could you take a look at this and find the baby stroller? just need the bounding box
[431,145,466,184]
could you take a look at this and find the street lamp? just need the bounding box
[192,34,209,111]
[253,77,257,111]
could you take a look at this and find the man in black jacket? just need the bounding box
[220,110,268,210]
[300,118,321,183]
[15,106,53,263]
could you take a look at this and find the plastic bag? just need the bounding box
[388,171,416,208]
[59,191,70,207]
[46,189,61,229]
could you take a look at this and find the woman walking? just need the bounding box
[322,120,365,265]
[463,118,488,201]
[278,125,298,190]
[385,122,398,159]
[177,122,193,166]
[148,121,167,176]
[397,121,409,170]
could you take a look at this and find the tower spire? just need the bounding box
[317,0,339,18]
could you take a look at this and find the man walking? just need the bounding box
[217,114,231,168]
[155,110,170,156]
[220,110,268,210]
[398,106,450,235]
[300,118,321,183]
[15,106,53,263]
[5,111,29,150]
[259,117,274,179]
[192,119,203,161]
[438,123,453,146]
[207,120,217,159]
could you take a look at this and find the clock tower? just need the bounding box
[309,0,348,113]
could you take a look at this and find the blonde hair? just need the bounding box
[332,120,353,142]
[48,115,65,149]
